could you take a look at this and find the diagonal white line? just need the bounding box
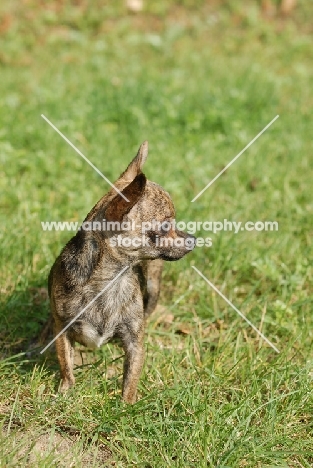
[191,266,280,353]
[41,114,129,202]
[191,115,279,202]
[40,266,129,354]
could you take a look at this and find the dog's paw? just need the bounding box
[59,378,75,393]
[122,391,138,404]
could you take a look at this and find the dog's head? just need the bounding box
[88,141,196,261]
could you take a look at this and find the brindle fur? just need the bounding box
[46,141,195,403]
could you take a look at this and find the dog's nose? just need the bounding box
[185,234,196,250]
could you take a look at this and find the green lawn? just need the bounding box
[0,1,313,466]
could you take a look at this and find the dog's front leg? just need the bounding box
[54,320,75,392]
[143,259,163,318]
[121,326,145,404]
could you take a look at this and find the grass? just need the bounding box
[0,0,313,466]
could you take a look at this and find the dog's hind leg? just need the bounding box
[54,319,75,392]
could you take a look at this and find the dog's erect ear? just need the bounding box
[119,141,148,183]
[84,142,148,224]
[106,173,146,223]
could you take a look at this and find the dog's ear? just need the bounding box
[119,141,148,183]
[105,173,146,223]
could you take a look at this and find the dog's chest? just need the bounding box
[80,320,118,348]
[75,271,142,348]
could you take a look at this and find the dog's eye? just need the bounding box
[160,221,171,235]
[147,231,158,243]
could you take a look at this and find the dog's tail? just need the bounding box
[26,315,54,357]
[38,315,54,345]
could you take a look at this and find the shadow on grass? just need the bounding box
[0,284,59,375]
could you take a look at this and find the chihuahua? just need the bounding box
[47,141,195,403]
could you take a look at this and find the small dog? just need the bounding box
[47,141,195,403]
